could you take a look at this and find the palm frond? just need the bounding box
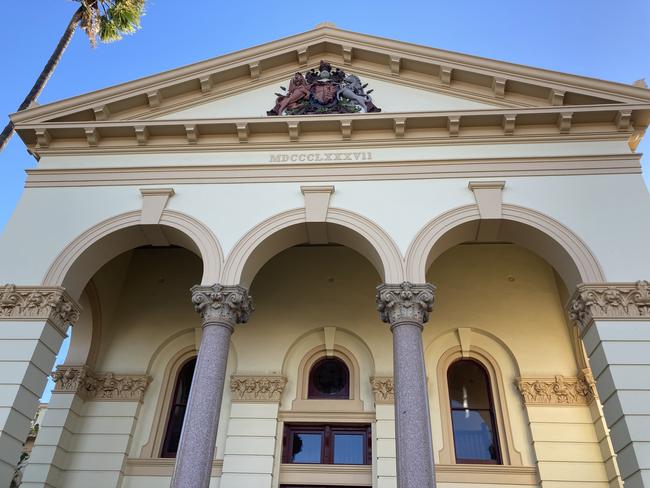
[75,0,145,46]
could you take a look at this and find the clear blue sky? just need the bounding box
[1,0,649,400]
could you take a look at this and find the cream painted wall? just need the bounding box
[2,170,650,289]
[154,76,497,120]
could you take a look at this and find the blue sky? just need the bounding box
[1,0,649,400]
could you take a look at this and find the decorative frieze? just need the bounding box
[370,376,394,404]
[51,365,151,402]
[568,281,650,332]
[376,282,436,325]
[0,284,81,333]
[517,369,597,406]
[190,284,254,327]
[230,375,287,402]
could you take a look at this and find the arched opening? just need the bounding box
[161,357,197,458]
[447,359,501,465]
[406,204,605,291]
[222,208,404,287]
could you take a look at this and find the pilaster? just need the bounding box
[220,375,287,488]
[0,285,80,487]
[21,365,151,488]
[569,281,650,488]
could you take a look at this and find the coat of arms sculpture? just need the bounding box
[267,60,381,116]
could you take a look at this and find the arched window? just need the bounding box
[161,357,196,458]
[308,357,350,399]
[447,359,501,464]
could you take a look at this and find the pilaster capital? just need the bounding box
[376,282,436,326]
[0,284,81,334]
[568,281,650,333]
[517,369,597,406]
[51,365,151,402]
[190,283,254,328]
[370,376,394,404]
[230,375,287,402]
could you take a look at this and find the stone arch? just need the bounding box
[405,203,605,290]
[222,207,404,287]
[43,209,223,300]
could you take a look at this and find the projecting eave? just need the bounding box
[10,24,650,126]
[15,104,650,157]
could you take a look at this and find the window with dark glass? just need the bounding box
[447,359,501,464]
[308,357,350,399]
[282,424,371,465]
[161,357,196,458]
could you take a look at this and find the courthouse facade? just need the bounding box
[2,24,650,488]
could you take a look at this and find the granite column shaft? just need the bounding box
[377,282,437,488]
[171,284,253,488]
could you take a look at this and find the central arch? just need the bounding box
[221,207,404,287]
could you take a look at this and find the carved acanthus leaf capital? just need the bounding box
[51,365,151,402]
[370,376,394,404]
[568,281,650,332]
[0,284,81,333]
[376,282,435,325]
[230,375,287,402]
[517,369,597,406]
[191,284,254,327]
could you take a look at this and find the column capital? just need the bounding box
[0,284,81,334]
[190,283,254,328]
[568,281,650,333]
[376,282,436,326]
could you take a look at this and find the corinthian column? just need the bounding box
[376,282,436,488]
[171,284,253,488]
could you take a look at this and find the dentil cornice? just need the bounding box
[230,375,287,402]
[190,284,254,327]
[0,284,81,334]
[51,365,151,402]
[517,369,597,406]
[376,282,436,326]
[568,281,650,332]
[370,376,394,404]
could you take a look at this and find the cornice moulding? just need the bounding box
[51,365,151,402]
[15,104,648,155]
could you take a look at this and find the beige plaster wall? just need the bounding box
[52,242,617,487]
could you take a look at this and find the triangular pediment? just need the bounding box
[12,24,650,127]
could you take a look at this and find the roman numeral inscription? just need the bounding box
[269,151,373,163]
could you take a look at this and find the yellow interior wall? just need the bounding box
[83,243,615,487]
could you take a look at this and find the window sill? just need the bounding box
[124,458,223,477]
[279,463,372,486]
[436,464,539,485]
